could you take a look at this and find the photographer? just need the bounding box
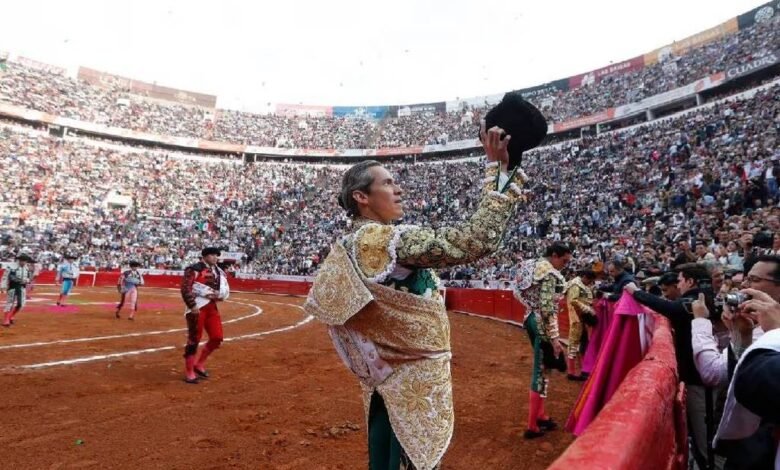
[713,284,780,470]
[624,263,717,469]
[704,256,780,469]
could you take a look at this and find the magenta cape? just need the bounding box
[581,297,613,374]
[565,293,645,436]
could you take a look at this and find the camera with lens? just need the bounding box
[725,292,751,308]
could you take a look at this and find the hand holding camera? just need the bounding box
[721,291,757,341]
[738,288,780,332]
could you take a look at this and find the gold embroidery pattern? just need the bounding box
[303,243,374,326]
[348,283,452,470]
[307,166,529,470]
[354,224,395,280]
[565,277,594,319]
[396,172,527,269]
[564,277,594,357]
[359,358,452,470]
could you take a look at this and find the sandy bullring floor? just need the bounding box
[0,286,580,469]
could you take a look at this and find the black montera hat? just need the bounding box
[16,254,34,262]
[201,247,222,257]
[128,260,142,267]
[482,91,548,169]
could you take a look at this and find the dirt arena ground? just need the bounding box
[0,286,580,469]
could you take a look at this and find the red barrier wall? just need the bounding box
[36,271,312,297]
[548,315,687,470]
[444,288,570,338]
[30,275,683,468]
[444,288,685,470]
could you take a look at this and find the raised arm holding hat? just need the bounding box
[305,92,547,470]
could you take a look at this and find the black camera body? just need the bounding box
[681,286,721,321]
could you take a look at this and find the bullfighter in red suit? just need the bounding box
[180,247,230,384]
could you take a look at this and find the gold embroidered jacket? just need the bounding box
[516,259,565,340]
[565,276,595,321]
[304,163,528,470]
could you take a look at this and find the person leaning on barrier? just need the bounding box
[598,258,635,301]
[658,272,682,300]
[624,263,721,470]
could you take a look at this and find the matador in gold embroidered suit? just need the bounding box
[305,149,528,469]
[563,273,595,380]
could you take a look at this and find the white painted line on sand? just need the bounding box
[0,300,261,350]
[13,315,314,370]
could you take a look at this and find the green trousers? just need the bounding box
[368,392,418,470]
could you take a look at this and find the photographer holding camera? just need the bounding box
[711,256,780,469]
[624,263,719,469]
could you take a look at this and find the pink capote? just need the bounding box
[565,293,645,436]
[581,297,614,374]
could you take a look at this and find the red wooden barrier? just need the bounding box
[547,315,686,470]
[25,274,682,468]
[35,271,312,297]
[444,287,569,337]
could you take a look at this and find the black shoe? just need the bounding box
[184,377,199,384]
[115,311,120,319]
[567,373,587,382]
[523,429,545,440]
[537,418,558,431]
[194,368,209,379]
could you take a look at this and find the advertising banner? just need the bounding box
[614,73,726,119]
[725,49,780,81]
[445,92,503,112]
[390,101,446,117]
[374,146,424,156]
[332,106,390,119]
[275,103,333,117]
[422,139,481,153]
[17,56,66,75]
[643,19,739,66]
[552,109,616,133]
[737,1,778,30]
[77,66,217,108]
[515,78,570,99]
[569,56,645,88]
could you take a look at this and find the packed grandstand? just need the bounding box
[0,0,778,283]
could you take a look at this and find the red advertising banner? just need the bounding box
[553,109,616,133]
[374,146,425,157]
[77,66,217,108]
[568,56,645,88]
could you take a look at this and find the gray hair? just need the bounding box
[338,160,382,217]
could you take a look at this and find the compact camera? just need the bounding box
[725,292,751,308]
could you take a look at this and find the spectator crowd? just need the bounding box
[0,82,777,283]
[0,15,776,150]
